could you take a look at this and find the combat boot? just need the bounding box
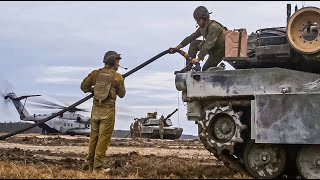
[82,164,93,172]
[89,166,93,173]
[92,168,111,174]
[174,64,193,75]
[174,59,201,75]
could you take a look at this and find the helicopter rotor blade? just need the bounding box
[28,98,64,108]
[47,94,91,113]
[29,103,89,112]
[1,80,14,99]
[28,95,90,112]
[28,103,64,109]
[0,80,16,117]
[63,106,90,113]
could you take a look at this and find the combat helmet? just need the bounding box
[103,51,122,66]
[193,6,211,20]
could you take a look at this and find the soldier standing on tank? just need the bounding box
[170,6,228,72]
[80,50,126,174]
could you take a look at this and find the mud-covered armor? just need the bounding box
[174,6,320,179]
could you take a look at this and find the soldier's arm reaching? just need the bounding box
[180,28,202,48]
[115,73,126,98]
[170,28,202,53]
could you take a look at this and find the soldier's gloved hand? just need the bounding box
[191,58,200,64]
[169,47,178,54]
[119,74,125,82]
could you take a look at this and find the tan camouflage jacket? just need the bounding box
[80,65,126,107]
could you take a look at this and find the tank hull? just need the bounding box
[141,126,183,139]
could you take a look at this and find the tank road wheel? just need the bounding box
[198,105,247,155]
[243,141,287,179]
[296,145,320,179]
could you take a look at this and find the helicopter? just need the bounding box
[3,92,91,136]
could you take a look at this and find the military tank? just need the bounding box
[130,109,183,139]
[174,5,320,179]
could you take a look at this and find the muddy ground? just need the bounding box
[0,134,249,179]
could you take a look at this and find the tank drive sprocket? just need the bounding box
[198,105,247,155]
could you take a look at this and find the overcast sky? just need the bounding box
[1,1,319,136]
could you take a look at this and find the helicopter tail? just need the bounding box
[4,92,41,120]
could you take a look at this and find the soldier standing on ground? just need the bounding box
[159,115,165,139]
[132,119,141,139]
[170,6,228,72]
[130,121,134,138]
[80,50,126,174]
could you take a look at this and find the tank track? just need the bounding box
[197,105,305,179]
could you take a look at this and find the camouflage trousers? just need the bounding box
[188,40,225,71]
[159,126,164,139]
[159,130,164,139]
[86,105,115,170]
[132,128,141,139]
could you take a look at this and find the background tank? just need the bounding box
[175,5,320,179]
[130,109,183,139]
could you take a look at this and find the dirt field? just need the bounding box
[0,133,250,179]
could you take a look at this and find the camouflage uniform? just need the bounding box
[80,65,126,171]
[159,116,164,139]
[132,120,141,139]
[180,20,227,71]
